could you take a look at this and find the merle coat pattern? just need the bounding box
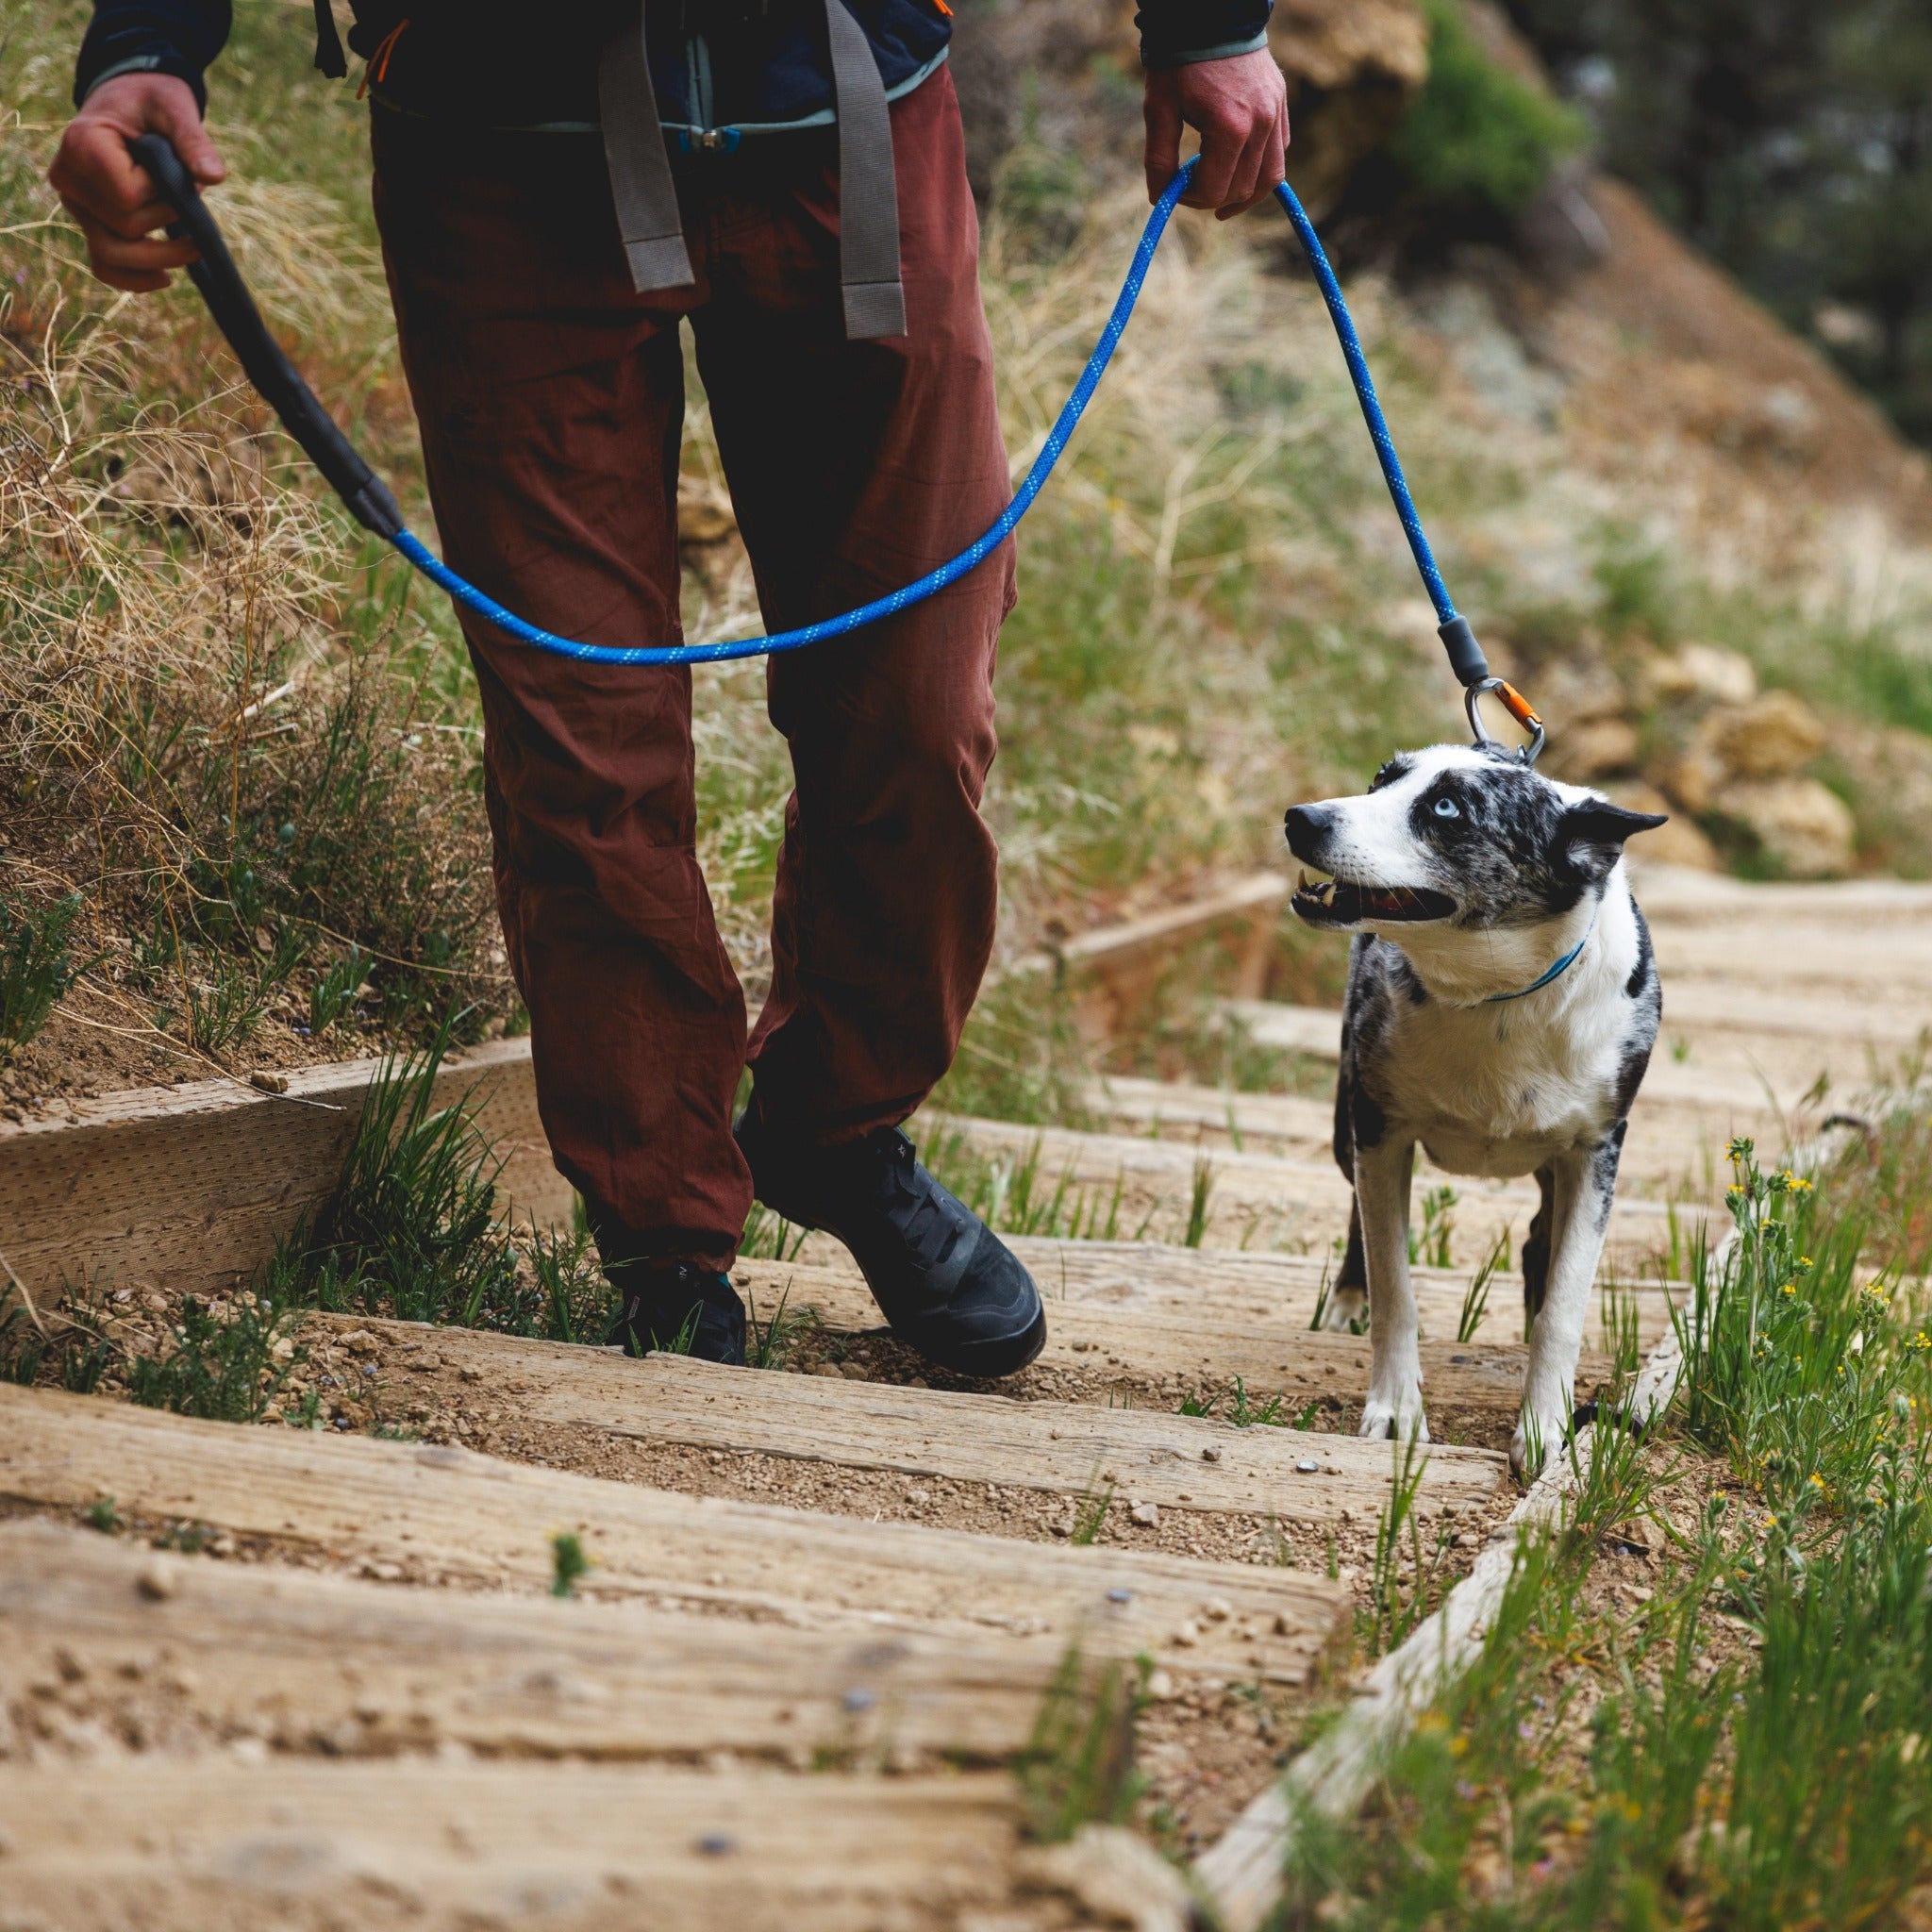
[1282,745,1665,1476]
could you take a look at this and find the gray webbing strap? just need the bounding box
[598,12,695,294]
[823,0,907,340]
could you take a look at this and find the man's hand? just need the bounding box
[49,74,225,292]
[1144,49,1290,220]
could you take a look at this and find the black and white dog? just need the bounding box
[1283,745,1666,1477]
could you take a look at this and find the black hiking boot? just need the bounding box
[734,1112,1045,1378]
[604,1260,746,1365]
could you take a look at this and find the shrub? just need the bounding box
[1390,0,1589,219]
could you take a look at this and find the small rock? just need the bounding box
[1552,716,1640,783]
[459,1365,484,1384]
[809,1363,842,1378]
[135,1560,176,1601]
[905,1488,931,1506]
[407,1352,443,1374]
[1170,1620,1198,1647]
[1202,1597,1232,1622]
[1129,1500,1159,1527]
[1674,643,1758,706]
[1711,689,1825,780]
[1717,776,1856,878]
[1143,1669,1177,1701]
[1200,1445,1222,1463]
[838,1361,868,1381]
[248,1070,289,1095]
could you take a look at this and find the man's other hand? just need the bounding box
[49,75,226,292]
[1144,49,1290,220]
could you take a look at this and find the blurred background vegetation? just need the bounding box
[1504,0,1932,447]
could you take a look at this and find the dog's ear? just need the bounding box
[1555,800,1669,882]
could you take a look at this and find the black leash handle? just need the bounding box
[129,132,403,540]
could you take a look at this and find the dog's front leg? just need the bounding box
[1355,1134,1425,1441]
[1512,1134,1621,1479]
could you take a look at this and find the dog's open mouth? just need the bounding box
[1291,870,1457,925]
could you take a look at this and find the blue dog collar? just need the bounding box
[1483,902,1600,1005]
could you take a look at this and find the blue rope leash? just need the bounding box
[392,163,1467,670]
[134,129,1540,748]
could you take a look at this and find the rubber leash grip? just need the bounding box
[128,133,404,541]
[1436,615,1489,687]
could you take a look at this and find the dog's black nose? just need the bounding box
[1283,805,1332,863]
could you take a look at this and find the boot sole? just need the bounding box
[888,1300,1047,1381]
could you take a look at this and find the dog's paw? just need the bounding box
[1509,1407,1568,1482]
[1357,1388,1428,1443]
[1319,1285,1368,1334]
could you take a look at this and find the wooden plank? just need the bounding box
[0,1757,1036,1932]
[724,1257,1613,1407]
[325,1327,1507,1521]
[777,1240,1680,1349]
[0,1386,1347,1684]
[932,1114,1691,1256]
[0,1518,1058,1764]
[1629,863,1932,925]
[0,1039,572,1303]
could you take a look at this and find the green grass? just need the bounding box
[549,1530,591,1599]
[1017,1648,1142,1843]
[0,890,90,1057]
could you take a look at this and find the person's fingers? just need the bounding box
[50,122,171,237]
[1216,116,1273,217]
[1183,111,1242,210]
[1216,105,1290,220]
[75,217,199,278]
[157,92,225,186]
[1142,76,1182,203]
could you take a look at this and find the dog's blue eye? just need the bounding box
[1432,796,1460,819]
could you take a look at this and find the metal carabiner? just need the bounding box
[1465,676,1546,766]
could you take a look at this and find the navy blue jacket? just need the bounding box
[76,3,1274,129]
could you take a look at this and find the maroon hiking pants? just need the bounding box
[371,70,1012,1268]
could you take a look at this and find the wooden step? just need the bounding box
[0,1757,1055,1932]
[0,1038,568,1305]
[313,1327,1508,1524]
[776,1240,1679,1349]
[724,1257,1614,1407]
[0,1518,1058,1765]
[1629,864,1932,925]
[0,1386,1347,1684]
[930,1113,1691,1259]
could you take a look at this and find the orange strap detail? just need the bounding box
[358,19,410,99]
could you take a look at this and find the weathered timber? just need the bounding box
[724,1257,1615,1406]
[0,1039,572,1302]
[0,1519,1059,1764]
[308,1329,1508,1521]
[0,1386,1347,1682]
[0,1757,1041,1932]
[932,1113,1690,1257]
[774,1239,1680,1348]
